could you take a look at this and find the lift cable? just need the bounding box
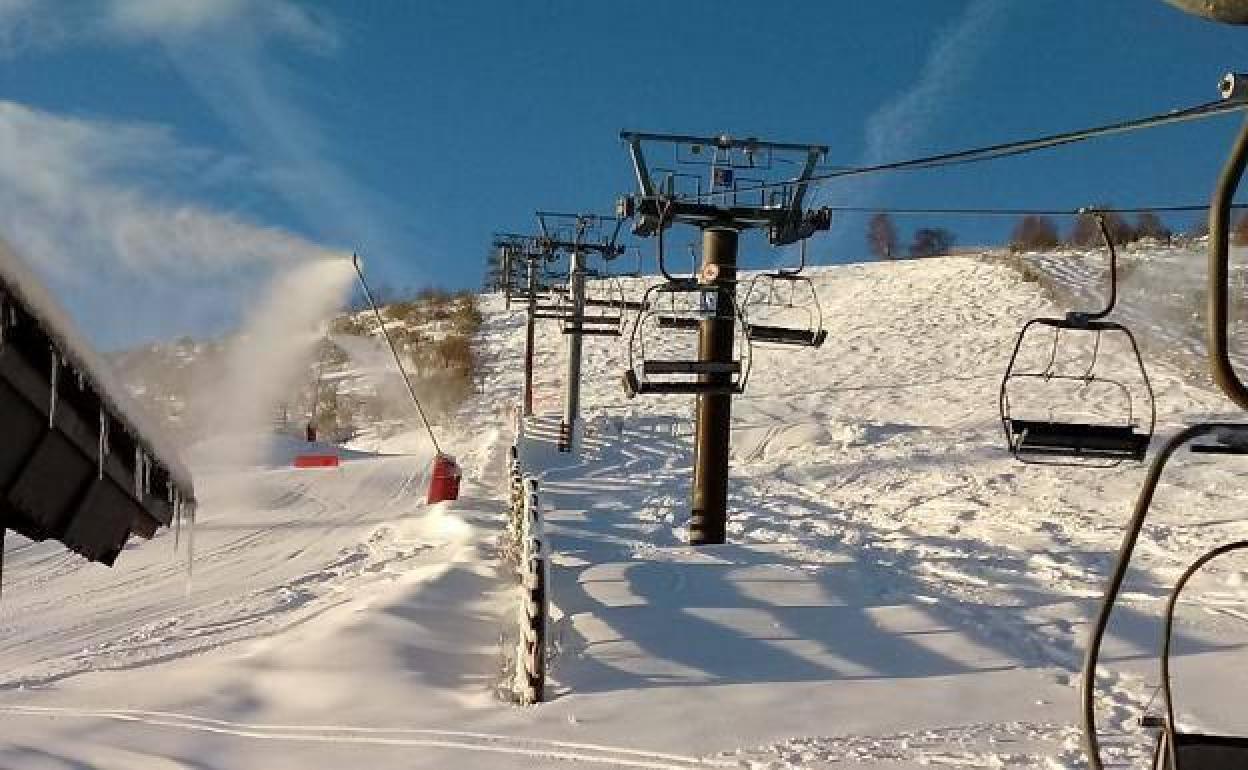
[351,253,444,456]
[808,202,1248,217]
[691,96,1247,203]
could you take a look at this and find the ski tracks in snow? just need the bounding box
[0,705,740,769]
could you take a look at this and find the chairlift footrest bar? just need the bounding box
[747,325,827,347]
[643,360,741,375]
[1008,419,1149,460]
[563,316,622,325]
[1171,731,1248,766]
[622,370,741,398]
[1191,442,1248,454]
[657,317,703,330]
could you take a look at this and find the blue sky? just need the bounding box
[0,1,1245,345]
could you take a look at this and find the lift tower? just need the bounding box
[493,233,555,417]
[617,132,831,545]
[536,212,625,453]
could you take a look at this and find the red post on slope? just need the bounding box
[427,452,462,503]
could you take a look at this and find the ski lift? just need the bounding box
[1081,425,1248,770]
[622,230,752,398]
[561,269,627,337]
[741,240,827,348]
[1082,80,1248,770]
[999,212,1155,466]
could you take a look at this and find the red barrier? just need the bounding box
[294,454,340,468]
[427,452,462,503]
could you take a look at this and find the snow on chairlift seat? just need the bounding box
[0,242,195,566]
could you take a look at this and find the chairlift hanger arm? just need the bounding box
[1062,210,1120,325]
[1209,104,1248,410]
[786,147,824,223]
[1080,422,1248,770]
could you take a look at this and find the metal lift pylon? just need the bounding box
[616,131,831,545]
[535,212,626,454]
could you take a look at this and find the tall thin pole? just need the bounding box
[690,227,737,545]
[559,247,586,452]
[352,254,443,456]
[523,258,537,417]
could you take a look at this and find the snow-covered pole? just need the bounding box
[351,253,444,456]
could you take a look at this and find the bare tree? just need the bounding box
[1133,211,1172,244]
[1069,208,1133,247]
[1233,211,1248,247]
[909,227,956,259]
[867,212,898,260]
[1009,215,1060,252]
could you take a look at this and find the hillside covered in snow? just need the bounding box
[4,252,1248,768]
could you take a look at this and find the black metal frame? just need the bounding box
[618,132,831,246]
[1081,425,1248,770]
[1081,73,1248,770]
[622,275,753,399]
[1000,213,1155,466]
[741,241,827,348]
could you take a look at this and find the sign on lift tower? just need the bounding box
[616,131,831,545]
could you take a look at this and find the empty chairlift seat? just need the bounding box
[0,242,195,566]
[621,279,751,398]
[741,245,827,349]
[999,214,1154,467]
[1000,316,1155,466]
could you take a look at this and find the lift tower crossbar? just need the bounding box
[617,131,831,546]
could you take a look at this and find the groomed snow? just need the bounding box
[3,254,1248,768]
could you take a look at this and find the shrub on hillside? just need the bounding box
[1009,215,1060,252]
[909,227,956,258]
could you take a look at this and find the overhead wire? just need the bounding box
[812,202,1248,217]
[690,97,1248,203]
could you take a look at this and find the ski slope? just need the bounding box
[4,254,1248,768]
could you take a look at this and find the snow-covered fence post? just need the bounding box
[506,445,525,560]
[514,477,548,704]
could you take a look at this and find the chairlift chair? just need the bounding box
[562,271,627,337]
[1082,84,1248,769]
[999,213,1155,466]
[1082,424,1248,770]
[741,241,827,348]
[622,238,752,398]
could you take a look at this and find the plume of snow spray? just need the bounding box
[189,255,355,469]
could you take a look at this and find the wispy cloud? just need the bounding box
[823,0,1006,257]
[0,100,340,346]
[0,0,406,276]
[93,0,409,279]
[98,0,338,52]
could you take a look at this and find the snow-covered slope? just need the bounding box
[4,254,1248,768]
[497,256,1248,767]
